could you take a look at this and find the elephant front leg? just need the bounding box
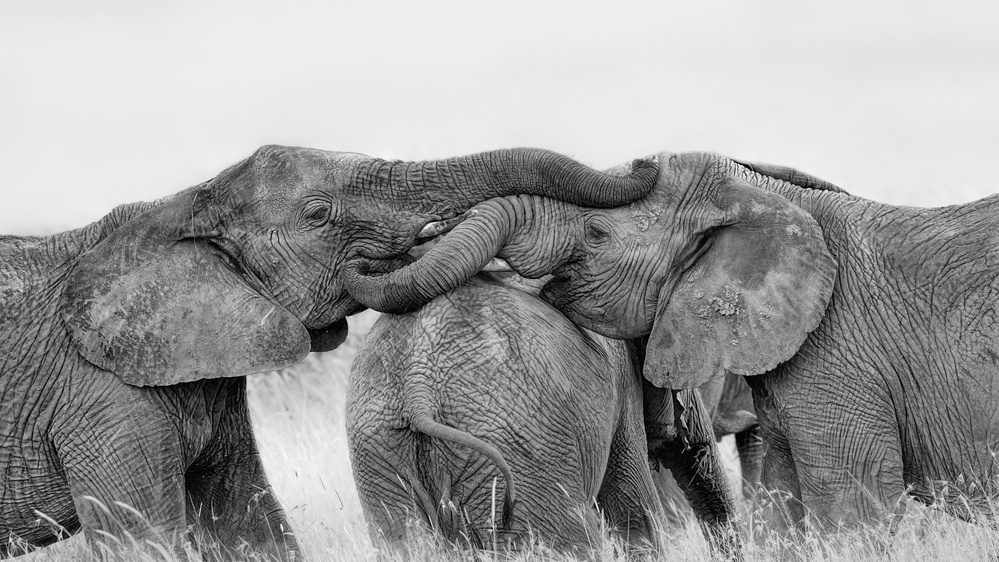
[185,402,298,561]
[185,453,297,561]
[59,430,190,558]
[787,412,907,533]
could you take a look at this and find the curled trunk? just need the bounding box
[351,149,659,211]
[343,196,575,313]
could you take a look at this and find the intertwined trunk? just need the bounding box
[349,149,658,210]
[343,196,576,313]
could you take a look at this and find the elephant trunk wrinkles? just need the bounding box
[644,382,739,550]
[352,148,658,212]
[343,196,569,313]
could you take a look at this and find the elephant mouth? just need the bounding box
[307,318,349,352]
[538,273,576,310]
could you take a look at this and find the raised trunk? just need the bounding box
[351,148,658,212]
[342,196,575,313]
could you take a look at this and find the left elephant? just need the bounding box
[0,145,659,559]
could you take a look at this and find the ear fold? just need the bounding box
[645,176,836,388]
[731,158,848,194]
[61,202,311,387]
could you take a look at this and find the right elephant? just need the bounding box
[347,273,738,556]
[347,151,999,533]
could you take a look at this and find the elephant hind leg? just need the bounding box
[596,426,664,555]
[349,426,440,549]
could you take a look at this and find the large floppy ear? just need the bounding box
[645,176,836,388]
[60,195,311,387]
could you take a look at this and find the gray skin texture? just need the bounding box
[654,373,763,524]
[349,151,999,534]
[347,273,738,556]
[0,146,659,559]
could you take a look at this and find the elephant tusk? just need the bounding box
[417,210,478,240]
[481,257,514,272]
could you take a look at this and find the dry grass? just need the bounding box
[11,310,999,561]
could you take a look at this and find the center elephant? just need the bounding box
[347,272,743,557]
[346,151,999,534]
[0,145,657,559]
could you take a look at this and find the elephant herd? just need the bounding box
[2,145,998,560]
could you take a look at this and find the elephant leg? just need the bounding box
[185,395,298,561]
[597,424,664,554]
[788,415,906,533]
[736,425,766,502]
[663,438,739,552]
[59,426,189,557]
[349,427,433,549]
[757,436,805,539]
[649,468,694,527]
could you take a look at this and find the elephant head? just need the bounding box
[57,145,658,386]
[346,152,838,390]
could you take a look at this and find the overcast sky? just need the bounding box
[3,1,999,234]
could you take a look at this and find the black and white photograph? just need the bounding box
[2,1,999,560]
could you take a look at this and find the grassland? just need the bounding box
[14,309,998,561]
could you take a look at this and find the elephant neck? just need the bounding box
[1,202,157,333]
[768,179,999,330]
[766,178,903,264]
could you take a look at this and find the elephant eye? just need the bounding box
[300,199,332,228]
[585,222,611,244]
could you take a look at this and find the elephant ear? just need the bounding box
[61,205,311,387]
[645,176,836,388]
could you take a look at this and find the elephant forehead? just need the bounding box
[239,145,365,197]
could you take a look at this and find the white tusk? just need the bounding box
[417,210,478,239]
[481,257,514,272]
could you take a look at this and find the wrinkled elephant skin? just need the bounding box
[359,150,999,533]
[347,273,738,556]
[0,145,659,558]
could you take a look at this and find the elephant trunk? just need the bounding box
[342,196,575,313]
[352,148,658,212]
[644,382,740,553]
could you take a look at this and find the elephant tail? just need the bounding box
[408,411,518,532]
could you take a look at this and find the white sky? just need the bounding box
[3,1,999,234]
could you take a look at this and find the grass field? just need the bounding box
[16,309,998,562]
[5,2,999,560]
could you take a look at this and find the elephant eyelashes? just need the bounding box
[300,199,332,228]
[585,222,611,244]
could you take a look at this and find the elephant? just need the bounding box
[0,145,659,559]
[654,372,763,524]
[343,150,999,535]
[346,272,740,557]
